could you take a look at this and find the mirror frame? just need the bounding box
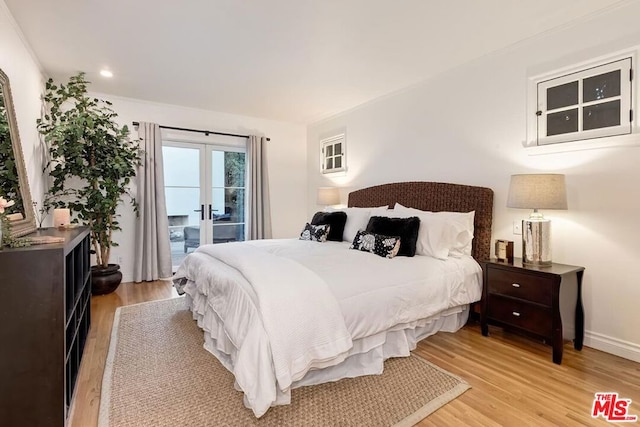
[0,68,36,237]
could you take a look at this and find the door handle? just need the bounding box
[208,204,213,220]
[194,204,205,221]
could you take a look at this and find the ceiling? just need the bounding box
[5,0,626,124]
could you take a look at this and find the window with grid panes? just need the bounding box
[321,134,345,173]
[535,57,633,145]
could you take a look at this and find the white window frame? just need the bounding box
[320,134,346,174]
[531,55,634,146]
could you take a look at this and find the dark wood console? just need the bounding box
[0,227,91,426]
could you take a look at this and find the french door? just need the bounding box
[163,141,246,268]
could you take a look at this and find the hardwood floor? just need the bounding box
[70,281,640,426]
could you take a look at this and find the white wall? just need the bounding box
[0,1,46,206]
[93,94,307,283]
[308,3,640,362]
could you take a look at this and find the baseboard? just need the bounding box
[584,331,640,363]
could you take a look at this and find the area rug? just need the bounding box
[99,297,470,427]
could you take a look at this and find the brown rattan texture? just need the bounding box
[348,181,494,262]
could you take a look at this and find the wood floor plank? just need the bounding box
[69,282,640,426]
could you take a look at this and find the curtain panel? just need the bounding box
[247,135,272,240]
[134,122,172,282]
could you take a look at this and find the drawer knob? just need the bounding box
[512,283,521,288]
[512,311,521,317]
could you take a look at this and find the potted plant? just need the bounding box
[37,73,141,294]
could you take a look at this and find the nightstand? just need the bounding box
[481,258,585,364]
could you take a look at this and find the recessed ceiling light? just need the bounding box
[100,69,113,78]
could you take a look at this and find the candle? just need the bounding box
[53,208,71,228]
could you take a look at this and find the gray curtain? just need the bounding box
[134,122,172,282]
[247,135,272,239]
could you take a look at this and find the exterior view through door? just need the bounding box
[163,141,246,269]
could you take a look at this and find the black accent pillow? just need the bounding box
[299,223,330,242]
[350,230,401,259]
[311,211,347,242]
[366,216,420,257]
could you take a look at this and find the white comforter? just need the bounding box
[174,239,482,417]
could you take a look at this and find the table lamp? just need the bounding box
[316,187,340,206]
[507,174,567,266]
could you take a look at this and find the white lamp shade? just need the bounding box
[317,187,340,205]
[507,174,567,210]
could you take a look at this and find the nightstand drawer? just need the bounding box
[487,268,553,306]
[487,295,552,337]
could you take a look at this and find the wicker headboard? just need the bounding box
[348,181,494,261]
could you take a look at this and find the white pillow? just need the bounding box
[432,211,475,257]
[325,206,389,242]
[389,205,450,259]
[393,203,475,259]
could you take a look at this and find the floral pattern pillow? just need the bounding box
[350,230,401,259]
[299,223,330,242]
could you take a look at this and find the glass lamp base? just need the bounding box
[522,218,552,267]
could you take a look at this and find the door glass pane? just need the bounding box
[213,224,245,243]
[211,188,245,223]
[583,70,620,102]
[163,146,202,268]
[163,146,200,187]
[583,100,621,130]
[546,81,578,110]
[224,151,245,187]
[547,109,578,136]
[212,150,245,243]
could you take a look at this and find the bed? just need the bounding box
[173,181,493,417]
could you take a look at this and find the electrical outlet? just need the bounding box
[513,221,522,235]
[117,256,123,265]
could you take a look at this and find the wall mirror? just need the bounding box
[0,68,36,237]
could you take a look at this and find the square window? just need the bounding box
[320,134,346,174]
[534,56,632,145]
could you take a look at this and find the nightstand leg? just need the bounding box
[480,298,489,336]
[574,270,585,350]
[552,331,563,364]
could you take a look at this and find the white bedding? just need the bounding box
[174,238,482,417]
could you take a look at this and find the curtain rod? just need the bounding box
[131,121,270,141]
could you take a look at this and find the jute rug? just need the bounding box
[99,297,470,427]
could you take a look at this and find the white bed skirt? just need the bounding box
[183,286,469,409]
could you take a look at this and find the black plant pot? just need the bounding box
[91,264,123,295]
